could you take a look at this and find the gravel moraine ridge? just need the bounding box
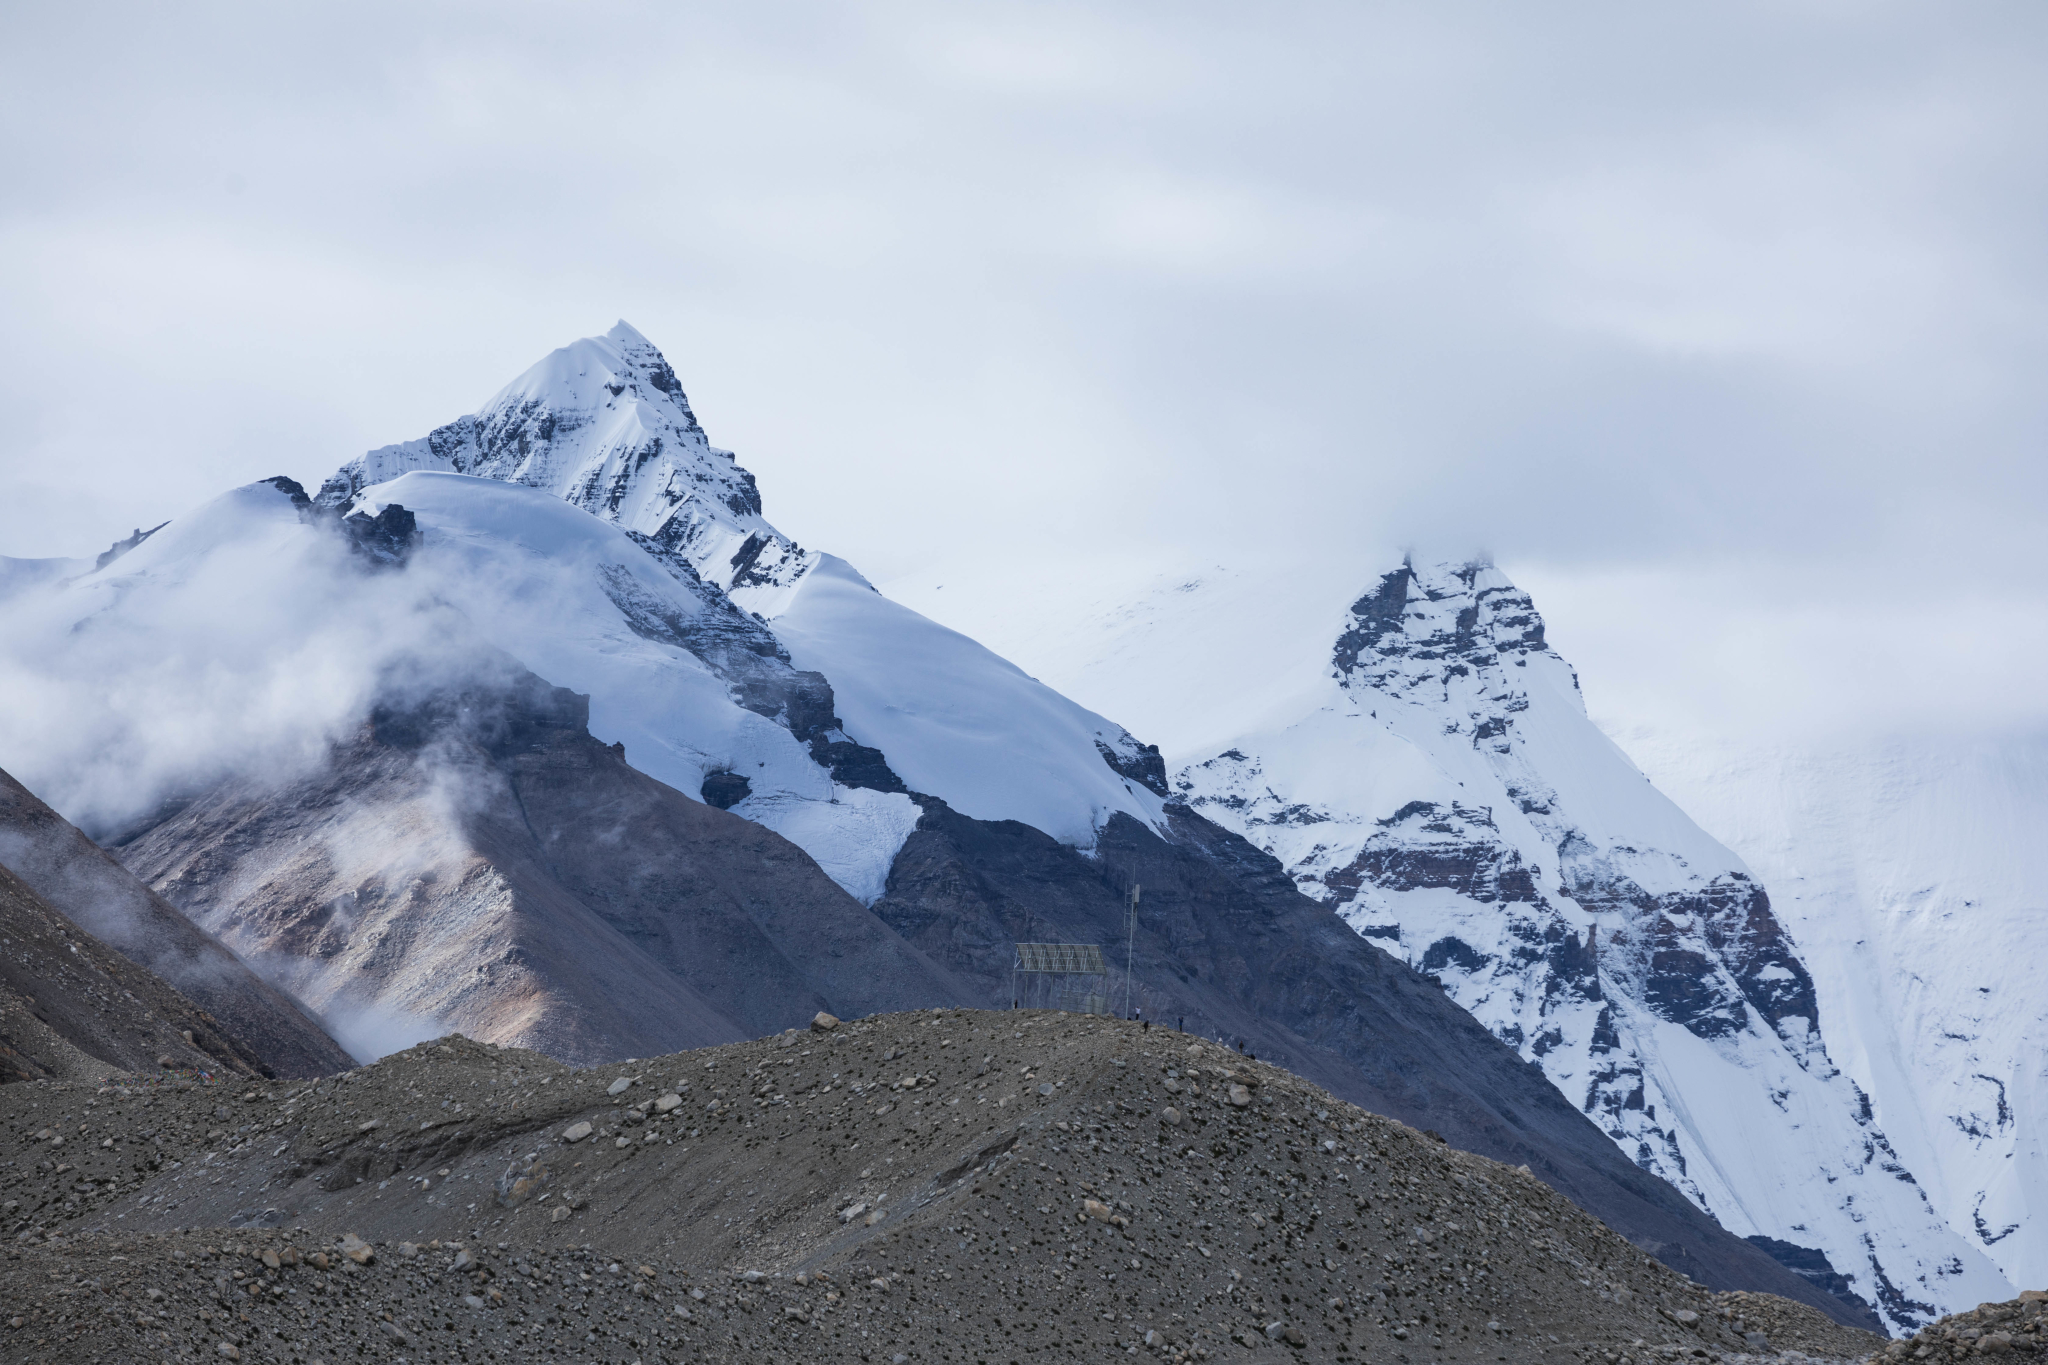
[2,1010,1914,1363]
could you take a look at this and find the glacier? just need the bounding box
[1616,725,2048,1299]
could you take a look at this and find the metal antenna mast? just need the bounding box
[1122,877,1140,1018]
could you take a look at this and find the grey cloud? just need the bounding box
[1,2,2044,741]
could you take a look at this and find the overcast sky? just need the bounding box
[4,2,2044,742]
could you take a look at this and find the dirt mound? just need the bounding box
[1,1010,1889,1362]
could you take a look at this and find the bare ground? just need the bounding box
[2,1010,1906,1364]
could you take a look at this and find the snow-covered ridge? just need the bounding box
[317,324,1171,857]
[771,554,1169,849]
[317,321,810,610]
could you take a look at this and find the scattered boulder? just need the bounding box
[810,1012,839,1032]
[561,1121,593,1143]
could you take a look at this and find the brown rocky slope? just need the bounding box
[0,766,352,1079]
[1,1009,1903,1363]
[0,861,265,1083]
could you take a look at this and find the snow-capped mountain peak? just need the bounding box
[317,322,810,609]
[951,553,2019,1331]
[1332,558,1563,694]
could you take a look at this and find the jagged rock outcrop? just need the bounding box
[316,321,810,605]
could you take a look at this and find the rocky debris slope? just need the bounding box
[0,860,261,1083]
[0,767,352,1080]
[1871,1290,2048,1362]
[1,1010,1889,1364]
[1171,560,2004,1330]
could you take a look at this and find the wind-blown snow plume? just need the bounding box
[0,482,458,836]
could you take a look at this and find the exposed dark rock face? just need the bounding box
[1331,562,1550,689]
[263,474,313,506]
[1745,1235,1873,1322]
[339,502,420,566]
[1323,801,1543,905]
[0,767,352,1080]
[603,535,906,794]
[699,770,751,810]
[1095,737,1171,797]
[92,521,170,571]
[864,795,1873,1328]
[257,475,422,569]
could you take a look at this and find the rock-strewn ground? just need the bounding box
[1869,1292,2047,1361]
[2,1010,1902,1363]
